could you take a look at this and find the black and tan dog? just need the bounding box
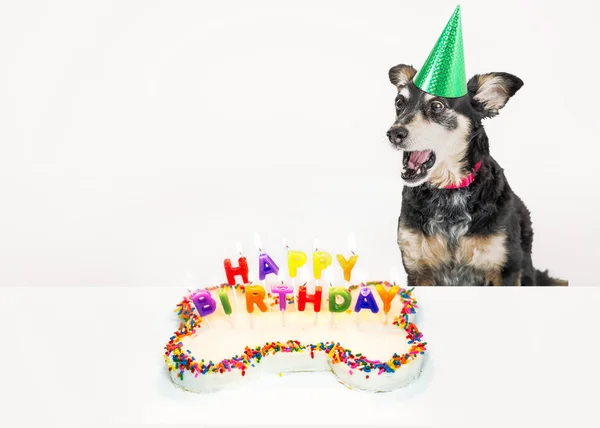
[386,64,566,286]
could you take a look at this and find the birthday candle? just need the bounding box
[217,286,233,315]
[380,267,402,325]
[353,269,366,328]
[324,268,335,327]
[312,238,332,282]
[190,288,217,328]
[284,237,307,290]
[224,242,249,285]
[272,272,293,326]
[336,232,359,284]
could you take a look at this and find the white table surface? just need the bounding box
[1,286,598,426]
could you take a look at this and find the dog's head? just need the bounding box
[387,64,523,187]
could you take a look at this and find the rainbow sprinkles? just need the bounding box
[164,281,427,393]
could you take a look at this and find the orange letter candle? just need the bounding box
[375,283,399,314]
[245,285,268,313]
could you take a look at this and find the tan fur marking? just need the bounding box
[399,227,510,286]
[428,148,469,188]
[474,74,510,111]
[417,277,435,287]
[457,233,507,285]
[390,65,417,88]
[485,271,503,286]
[457,233,507,269]
[398,226,451,272]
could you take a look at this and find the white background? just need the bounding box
[2,0,599,287]
[1,0,600,426]
[1,286,599,426]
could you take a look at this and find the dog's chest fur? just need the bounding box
[398,188,507,286]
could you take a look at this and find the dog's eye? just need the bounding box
[431,101,445,113]
[395,96,406,110]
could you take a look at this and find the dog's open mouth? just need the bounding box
[402,150,436,182]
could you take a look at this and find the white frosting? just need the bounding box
[166,285,425,393]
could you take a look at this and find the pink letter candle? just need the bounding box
[270,284,294,311]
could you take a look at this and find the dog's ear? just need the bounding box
[467,72,524,118]
[389,64,417,88]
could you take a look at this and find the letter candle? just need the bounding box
[272,272,293,326]
[245,283,269,328]
[254,233,278,312]
[312,238,332,290]
[190,287,217,328]
[229,243,245,308]
[325,268,336,328]
[215,278,234,327]
[378,267,402,325]
[336,232,359,286]
[283,237,306,291]
[354,269,366,328]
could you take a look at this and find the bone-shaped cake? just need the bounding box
[164,281,427,393]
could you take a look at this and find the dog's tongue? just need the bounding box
[408,150,431,169]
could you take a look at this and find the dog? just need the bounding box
[386,64,566,286]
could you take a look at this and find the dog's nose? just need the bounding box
[387,127,409,145]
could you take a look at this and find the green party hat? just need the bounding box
[413,5,467,98]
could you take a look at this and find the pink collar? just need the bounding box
[443,160,482,189]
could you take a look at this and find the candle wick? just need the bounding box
[351,251,355,256]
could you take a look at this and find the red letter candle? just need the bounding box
[245,285,269,313]
[297,285,323,312]
[224,257,249,285]
[190,290,218,317]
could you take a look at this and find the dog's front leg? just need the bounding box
[499,268,522,286]
[407,273,436,287]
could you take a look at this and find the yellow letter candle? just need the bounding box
[336,254,359,282]
[313,251,332,280]
[287,250,307,278]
